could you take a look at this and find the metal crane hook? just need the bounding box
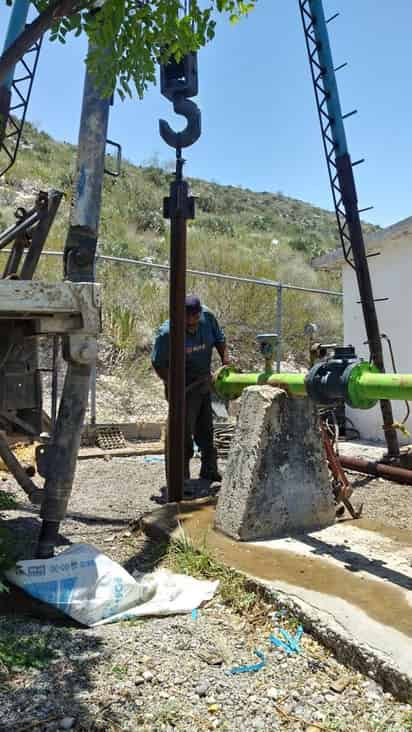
[159,94,201,150]
[159,52,201,151]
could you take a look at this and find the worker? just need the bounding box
[151,294,231,482]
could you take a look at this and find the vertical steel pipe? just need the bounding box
[168,212,187,502]
[63,45,110,283]
[90,360,97,426]
[37,39,108,557]
[275,284,283,373]
[51,334,59,435]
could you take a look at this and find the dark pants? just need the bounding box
[165,383,217,479]
[185,385,217,473]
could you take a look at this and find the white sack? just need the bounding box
[6,543,218,627]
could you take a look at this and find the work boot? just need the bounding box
[200,446,221,482]
[200,457,221,483]
[200,469,222,483]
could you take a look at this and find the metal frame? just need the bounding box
[299,0,400,458]
[0,190,63,280]
[299,0,355,268]
[0,36,43,177]
[1,249,341,424]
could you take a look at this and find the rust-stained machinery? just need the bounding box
[0,3,111,557]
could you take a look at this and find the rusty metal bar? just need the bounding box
[163,154,195,502]
[20,190,62,279]
[340,455,412,486]
[168,213,187,502]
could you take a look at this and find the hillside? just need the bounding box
[0,121,373,374]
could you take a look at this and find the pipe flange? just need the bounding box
[343,360,379,409]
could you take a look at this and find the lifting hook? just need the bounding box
[159,52,201,150]
[159,95,201,150]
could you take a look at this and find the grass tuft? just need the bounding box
[0,492,18,511]
[0,627,56,672]
[167,531,266,618]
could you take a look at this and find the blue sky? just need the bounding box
[1,0,411,227]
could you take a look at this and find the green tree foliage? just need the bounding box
[3,0,257,99]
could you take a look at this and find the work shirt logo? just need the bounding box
[186,343,206,355]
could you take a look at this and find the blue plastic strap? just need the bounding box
[270,625,304,655]
[295,626,304,643]
[280,629,300,654]
[269,634,294,655]
[229,650,266,675]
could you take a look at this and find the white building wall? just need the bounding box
[342,236,412,443]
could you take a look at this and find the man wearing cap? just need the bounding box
[151,295,230,482]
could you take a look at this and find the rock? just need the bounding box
[59,719,75,730]
[215,387,335,540]
[266,687,279,700]
[142,670,154,682]
[198,649,224,666]
[252,718,266,730]
[195,681,210,698]
[330,675,351,693]
[135,676,145,685]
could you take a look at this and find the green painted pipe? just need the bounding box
[214,365,412,409]
[350,371,412,403]
[214,367,306,401]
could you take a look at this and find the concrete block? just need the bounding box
[215,386,335,540]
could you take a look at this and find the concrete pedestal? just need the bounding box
[215,386,335,540]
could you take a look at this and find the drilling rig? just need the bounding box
[0,0,408,551]
[0,1,111,558]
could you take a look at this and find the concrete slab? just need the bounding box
[338,440,389,461]
[140,500,412,701]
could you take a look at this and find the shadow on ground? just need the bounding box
[298,533,412,592]
[0,615,127,731]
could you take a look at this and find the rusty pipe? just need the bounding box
[339,455,412,486]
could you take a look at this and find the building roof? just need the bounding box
[312,215,412,270]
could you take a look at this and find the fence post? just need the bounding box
[275,284,283,373]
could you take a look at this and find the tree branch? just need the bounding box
[0,0,85,87]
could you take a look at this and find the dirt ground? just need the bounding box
[0,451,411,731]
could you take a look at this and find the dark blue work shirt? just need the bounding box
[151,307,225,384]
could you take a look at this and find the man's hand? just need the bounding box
[216,342,231,367]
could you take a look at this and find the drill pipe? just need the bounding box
[213,366,412,409]
[339,456,412,486]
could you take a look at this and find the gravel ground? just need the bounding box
[0,454,412,731]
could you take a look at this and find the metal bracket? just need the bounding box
[104,138,122,177]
